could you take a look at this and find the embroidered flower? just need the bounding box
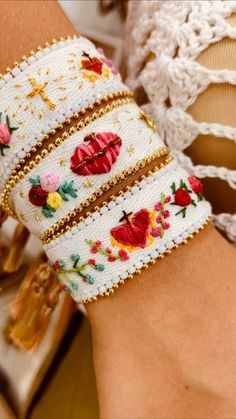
[97,48,119,75]
[154,202,163,211]
[29,174,78,218]
[152,192,171,238]
[151,227,161,238]
[54,259,65,270]
[188,176,203,194]
[29,186,48,207]
[163,222,170,230]
[47,192,62,209]
[0,124,11,145]
[86,239,130,262]
[165,196,171,203]
[174,188,191,207]
[40,172,60,192]
[170,178,204,217]
[88,258,96,265]
[163,210,170,218]
[0,113,18,156]
[118,249,129,261]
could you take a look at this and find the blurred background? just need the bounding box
[0,1,126,418]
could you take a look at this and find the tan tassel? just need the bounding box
[3,223,30,273]
[5,254,66,351]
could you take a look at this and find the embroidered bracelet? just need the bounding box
[0,34,212,305]
[0,36,128,199]
[6,102,164,235]
[45,160,211,303]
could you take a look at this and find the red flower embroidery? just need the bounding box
[54,260,60,270]
[151,227,161,238]
[163,210,170,218]
[88,258,96,265]
[188,176,203,194]
[108,255,116,262]
[118,249,129,261]
[174,188,191,207]
[28,186,48,207]
[90,246,98,254]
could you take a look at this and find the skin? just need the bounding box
[1,2,236,418]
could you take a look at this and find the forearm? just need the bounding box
[0,0,76,73]
[89,225,236,417]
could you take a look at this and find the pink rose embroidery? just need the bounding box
[0,124,11,145]
[40,172,60,192]
[97,47,119,76]
[0,113,18,156]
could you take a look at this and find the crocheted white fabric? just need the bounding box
[125,0,236,243]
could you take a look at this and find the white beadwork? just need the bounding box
[125,0,236,243]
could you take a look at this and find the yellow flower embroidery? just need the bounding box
[47,192,62,209]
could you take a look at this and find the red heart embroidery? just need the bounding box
[111,209,151,248]
[71,132,122,176]
[81,57,103,75]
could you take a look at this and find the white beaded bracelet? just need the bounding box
[45,159,211,303]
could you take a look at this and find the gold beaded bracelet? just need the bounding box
[41,151,172,244]
[1,94,135,218]
[0,35,79,80]
[80,216,211,304]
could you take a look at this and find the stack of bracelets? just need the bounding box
[0,35,211,303]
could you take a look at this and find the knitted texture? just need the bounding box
[125,0,236,243]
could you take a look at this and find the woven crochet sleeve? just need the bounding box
[0,35,211,303]
[125,0,236,243]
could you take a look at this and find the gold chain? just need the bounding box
[1,95,135,218]
[80,217,211,304]
[41,151,172,244]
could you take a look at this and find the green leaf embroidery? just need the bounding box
[197,193,204,201]
[6,115,18,134]
[57,186,69,201]
[29,176,41,186]
[0,144,10,156]
[170,182,176,194]
[175,207,186,218]
[42,204,55,218]
[160,192,165,203]
[58,181,78,201]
